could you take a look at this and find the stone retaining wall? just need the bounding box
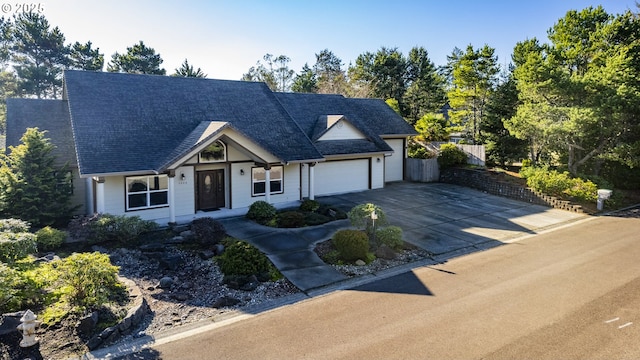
[86,277,149,351]
[439,168,587,214]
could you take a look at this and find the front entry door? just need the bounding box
[197,170,225,210]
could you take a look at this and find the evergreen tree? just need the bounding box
[173,59,207,78]
[445,44,499,143]
[291,63,318,93]
[10,12,69,98]
[107,41,166,75]
[68,41,104,71]
[0,128,75,227]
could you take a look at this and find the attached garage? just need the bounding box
[315,159,369,196]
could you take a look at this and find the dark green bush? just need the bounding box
[36,226,66,252]
[304,212,332,226]
[246,201,277,225]
[376,226,404,250]
[299,199,320,212]
[191,217,226,245]
[437,143,468,168]
[86,214,158,245]
[216,240,273,277]
[332,229,369,262]
[277,211,306,228]
[0,232,37,263]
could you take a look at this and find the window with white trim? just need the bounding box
[126,175,168,210]
[252,166,283,196]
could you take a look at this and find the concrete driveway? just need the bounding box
[221,182,588,292]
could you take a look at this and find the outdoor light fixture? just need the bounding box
[377,158,381,162]
[180,173,186,181]
[240,169,245,175]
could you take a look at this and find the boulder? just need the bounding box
[375,244,398,260]
[76,311,99,335]
[240,275,260,291]
[213,243,225,256]
[159,254,185,270]
[198,249,215,260]
[158,276,174,289]
[211,296,240,308]
[355,259,366,266]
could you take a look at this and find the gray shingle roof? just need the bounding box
[63,70,323,175]
[7,71,416,177]
[274,92,416,155]
[5,98,76,166]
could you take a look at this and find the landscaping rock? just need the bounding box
[159,254,185,270]
[170,292,190,301]
[0,312,23,336]
[355,259,366,266]
[158,276,174,289]
[165,235,186,245]
[198,249,215,260]
[375,244,398,260]
[76,311,99,336]
[240,275,260,291]
[213,243,225,255]
[139,243,165,252]
[211,296,241,308]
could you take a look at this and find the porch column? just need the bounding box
[309,162,316,200]
[95,177,105,213]
[264,164,271,204]
[168,171,176,224]
[85,177,95,215]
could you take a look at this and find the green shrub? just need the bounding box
[0,262,40,313]
[299,199,320,212]
[332,229,369,262]
[0,231,37,262]
[216,239,274,277]
[277,211,306,228]
[520,167,599,202]
[88,214,158,245]
[36,226,66,252]
[191,217,226,245]
[304,212,332,226]
[437,143,467,168]
[376,226,404,250]
[0,218,30,233]
[48,252,125,309]
[246,201,277,225]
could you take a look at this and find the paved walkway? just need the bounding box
[220,182,588,293]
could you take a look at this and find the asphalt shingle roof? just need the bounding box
[7,71,417,176]
[5,98,76,166]
[63,70,323,175]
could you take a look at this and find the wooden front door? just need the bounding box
[197,170,225,210]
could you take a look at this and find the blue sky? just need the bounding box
[43,0,636,80]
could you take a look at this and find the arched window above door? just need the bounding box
[199,140,226,163]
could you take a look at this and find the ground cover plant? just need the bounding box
[246,199,347,228]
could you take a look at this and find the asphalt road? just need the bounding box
[133,215,640,359]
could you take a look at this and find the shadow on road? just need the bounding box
[351,271,434,296]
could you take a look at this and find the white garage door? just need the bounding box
[315,159,369,196]
[385,139,405,182]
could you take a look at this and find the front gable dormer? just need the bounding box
[315,115,368,141]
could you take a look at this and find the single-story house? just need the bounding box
[6,70,417,224]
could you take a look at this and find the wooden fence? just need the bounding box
[405,144,486,182]
[405,158,440,182]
